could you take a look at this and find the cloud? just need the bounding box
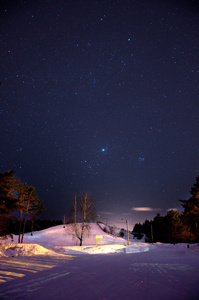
[131,207,162,212]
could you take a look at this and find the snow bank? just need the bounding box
[0,244,65,257]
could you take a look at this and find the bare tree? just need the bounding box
[70,192,95,246]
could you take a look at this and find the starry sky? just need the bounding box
[1,0,199,228]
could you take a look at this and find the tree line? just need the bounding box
[0,170,46,242]
[9,219,63,235]
[133,176,199,243]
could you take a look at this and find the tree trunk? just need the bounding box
[21,211,27,243]
[80,222,85,246]
[18,209,22,243]
[21,203,29,243]
[74,194,80,241]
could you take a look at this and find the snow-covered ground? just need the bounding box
[0,223,199,299]
[0,223,150,256]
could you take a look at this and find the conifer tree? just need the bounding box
[180,176,199,239]
[16,183,46,243]
[0,170,46,241]
[0,171,19,237]
[166,210,195,243]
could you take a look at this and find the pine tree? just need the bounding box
[16,183,30,243]
[180,176,199,239]
[0,171,46,241]
[166,210,195,243]
[0,171,19,237]
[16,183,46,243]
[152,213,168,242]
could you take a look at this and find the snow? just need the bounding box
[0,223,199,299]
[0,243,64,257]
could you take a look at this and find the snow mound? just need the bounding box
[0,244,65,257]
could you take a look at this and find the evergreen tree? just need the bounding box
[152,213,168,242]
[180,176,199,239]
[16,183,30,243]
[133,223,142,233]
[16,183,46,243]
[166,210,195,243]
[0,171,19,237]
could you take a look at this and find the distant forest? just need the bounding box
[133,176,199,243]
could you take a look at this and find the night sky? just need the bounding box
[1,0,199,228]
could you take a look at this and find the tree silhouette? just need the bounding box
[70,192,95,246]
[0,171,19,237]
[16,182,46,243]
[0,170,46,241]
[180,175,199,239]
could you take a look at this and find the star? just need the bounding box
[0,0,198,224]
[138,157,145,162]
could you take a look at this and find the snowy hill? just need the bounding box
[0,223,150,256]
